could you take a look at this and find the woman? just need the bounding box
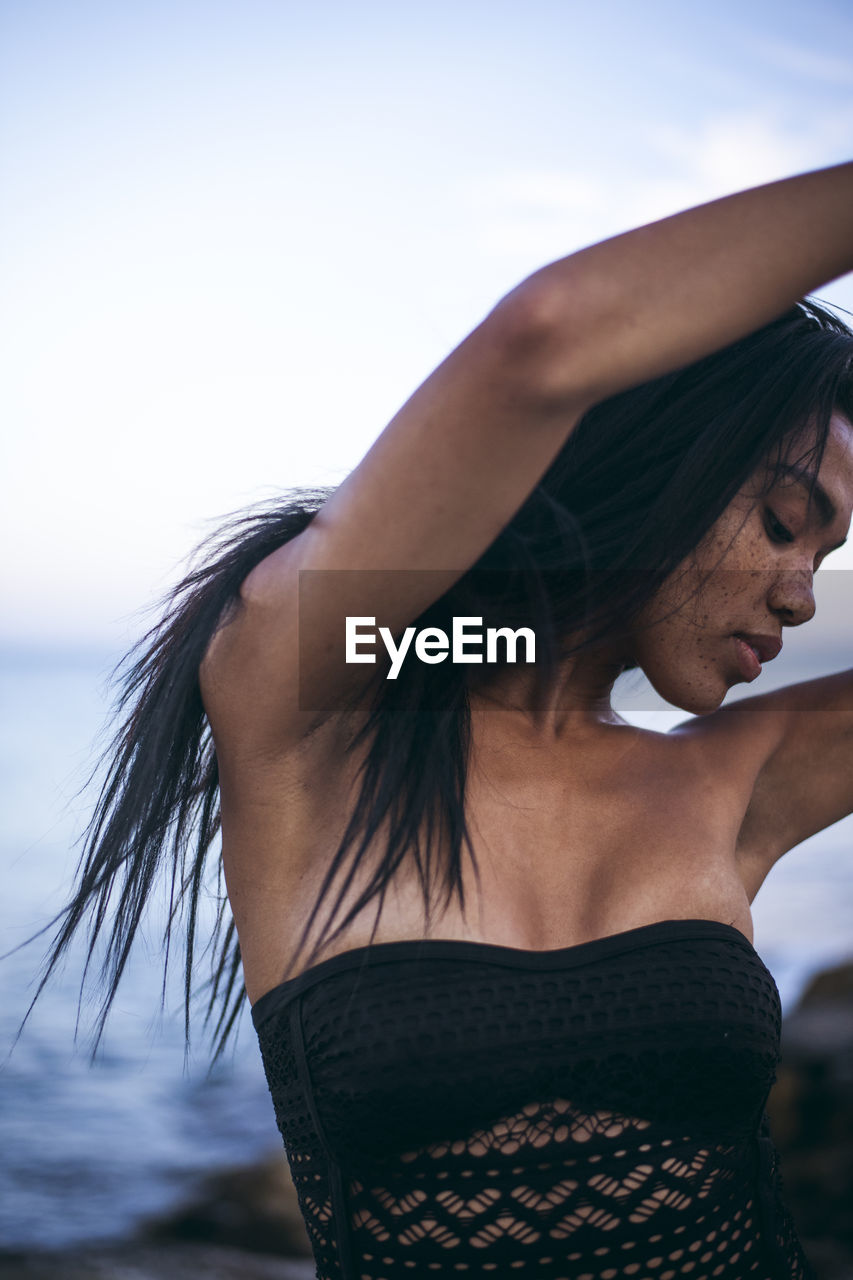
[31,162,853,1278]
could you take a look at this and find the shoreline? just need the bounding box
[0,1244,315,1279]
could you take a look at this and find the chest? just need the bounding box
[222,716,756,1001]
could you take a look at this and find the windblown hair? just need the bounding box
[22,299,853,1060]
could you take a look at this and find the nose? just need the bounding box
[768,568,816,627]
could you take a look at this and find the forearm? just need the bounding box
[517,161,853,405]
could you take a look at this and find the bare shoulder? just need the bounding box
[671,669,853,889]
[672,668,853,759]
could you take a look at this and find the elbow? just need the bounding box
[486,265,609,412]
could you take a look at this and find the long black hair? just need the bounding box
[18,299,853,1061]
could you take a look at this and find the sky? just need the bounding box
[2,0,853,648]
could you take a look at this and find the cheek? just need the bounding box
[699,505,768,576]
[634,574,744,673]
[681,516,770,619]
[631,520,766,664]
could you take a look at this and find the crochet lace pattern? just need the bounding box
[251,919,812,1280]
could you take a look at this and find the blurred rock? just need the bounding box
[768,958,853,1280]
[0,1243,314,1279]
[0,1154,314,1278]
[143,1152,312,1258]
[799,964,853,1008]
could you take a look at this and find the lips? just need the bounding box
[732,632,783,683]
[734,633,783,664]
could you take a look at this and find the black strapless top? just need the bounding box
[251,919,812,1279]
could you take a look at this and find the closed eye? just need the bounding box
[765,510,794,544]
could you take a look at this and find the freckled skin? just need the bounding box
[629,414,853,716]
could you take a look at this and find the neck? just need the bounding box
[469,642,627,740]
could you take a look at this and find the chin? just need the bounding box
[673,688,728,717]
[642,667,729,717]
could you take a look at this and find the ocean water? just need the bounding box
[0,647,279,1250]
[0,643,851,1250]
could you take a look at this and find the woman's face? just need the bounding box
[629,412,853,715]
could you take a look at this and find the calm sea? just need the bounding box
[1,643,851,1249]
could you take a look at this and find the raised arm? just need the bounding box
[201,162,853,753]
[522,161,853,404]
